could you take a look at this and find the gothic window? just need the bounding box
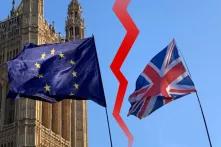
[0,54,2,64]
[75,27,80,37]
[11,50,13,59]
[4,84,15,124]
[1,34,5,40]
[70,27,74,37]
[81,29,84,38]
[16,48,19,54]
[9,51,12,60]
[4,98,15,124]
[7,52,9,60]
[0,84,2,111]
[2,53,4,62]
[15,28,19,34]
[13,49,16,57]
[75,12,78,18]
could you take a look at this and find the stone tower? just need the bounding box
[65,1,87,147]
[66,0,84,41]
[0,0,87,147]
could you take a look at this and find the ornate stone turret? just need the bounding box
[10,0,15,16]
[65,0,84,41]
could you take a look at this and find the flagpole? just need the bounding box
[195,92,213,147]
[177,44,213,147]
[105,107,114,147]
[92,35,113,147]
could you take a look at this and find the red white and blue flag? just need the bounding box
[128,39,196,119]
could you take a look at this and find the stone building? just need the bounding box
[0,0,87,146]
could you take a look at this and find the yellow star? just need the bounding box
[72,71,77,77]
[70,92,75,96]
[59,53,65,58]
[35,62,41,69]
[38,74,43,78]
[70,60,76,65]
[41,53,46,59]
[51,48,56,55]
[74,83,79,90]
[44,84,51,92]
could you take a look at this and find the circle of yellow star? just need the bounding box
[74,83,79,90]
[72,71,77,77]
[59,53,65,58]
[51,48,56,55]
[38,74,43,78]
[41,53,46,59]
[44,84,51,92]
[35,62,41,69]
[70,92,75,96]
[70,60,76,65]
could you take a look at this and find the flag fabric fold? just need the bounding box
[7,37,106,107]
[128,39,196,119]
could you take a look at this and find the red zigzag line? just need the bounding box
[111,0,139,147]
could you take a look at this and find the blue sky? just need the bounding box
[1,0,221,147]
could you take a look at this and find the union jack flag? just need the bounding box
[128,39,196,119]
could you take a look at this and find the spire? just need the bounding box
[68,0,78,9]
[68,0,80,12]
[12,0,15,10]
[10,0,15,16]
[72,0,79,4]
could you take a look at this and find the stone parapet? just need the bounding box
[38,123,70,147]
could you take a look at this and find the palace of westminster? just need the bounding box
[0,0,88,146]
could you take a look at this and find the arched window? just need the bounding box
[75,11,78,18]
[0,53,2,64]
[70,27,73,37]
[13,49,16,58]
[10,142,13,147]
[7,52,9,61]
[4,84,15,124]
[75,26,80,37]
[0,84,2,111]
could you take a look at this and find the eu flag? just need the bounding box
[7,37,106,107]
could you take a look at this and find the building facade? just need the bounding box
[0,0,87,146]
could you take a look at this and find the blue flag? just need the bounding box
[7,37,106,107]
